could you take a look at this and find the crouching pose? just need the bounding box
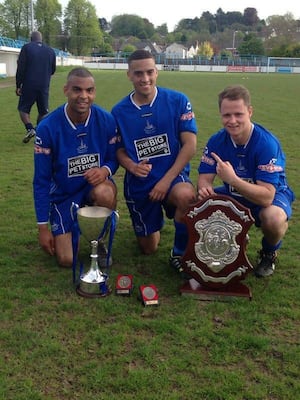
[112,50,198,273]
[197,85,295,277]
[33,67,118,267]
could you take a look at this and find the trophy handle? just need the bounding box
[71,202,79,221]
[71,202,80,284]
[99,210,119,274]
[96,209,119,242]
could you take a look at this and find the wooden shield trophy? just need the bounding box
[181,195,254,300]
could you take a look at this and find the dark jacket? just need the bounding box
[16,40,56,89]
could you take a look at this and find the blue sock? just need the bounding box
[262,237,282,253]
[173,221,188,256]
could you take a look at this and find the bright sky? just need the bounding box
[60,0,299,31]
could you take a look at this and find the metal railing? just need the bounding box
[0,35,69,57]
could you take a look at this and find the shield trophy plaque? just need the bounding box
[71,204,118,298]
[180,194,254,300]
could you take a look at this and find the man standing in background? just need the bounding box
[16,31,56,143]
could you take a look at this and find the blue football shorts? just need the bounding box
[49,177,116,236]
[49,185,93,236]
[215,185,295,227]
[125,173,193,237]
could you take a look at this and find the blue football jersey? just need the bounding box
[112,86,197,199]
[33,104,118,223]
[198,123,291,201]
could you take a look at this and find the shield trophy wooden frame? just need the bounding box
[180,194,255,300]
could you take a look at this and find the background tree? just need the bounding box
[150,31,165,45]
[197,40,214,59]
[34,0,62,47]
[165,32,175,45]
[156,23,168,36]
[263,13,299,55]
[226,11,244,26]
[286,43,300,57]
[243,7,259,26]
[268,42,300,57]
[266,13,296,37]
[200,11,217,34]
[215,8,227,32]
[110,14,154,39]
[91,31,114,56]
[238,32,265,55]
[64,0,103,55]
[175,17,202,33]
[121,43,136,57]
[1,2,299,58]
[0,0,31,39]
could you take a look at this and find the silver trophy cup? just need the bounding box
[74,205,116,298]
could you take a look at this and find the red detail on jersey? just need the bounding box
[180,111,195,121]
[201,154,215,166]
[34,145,51,155]
[258,164,283,173]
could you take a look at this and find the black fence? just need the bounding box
[90,53,300,67]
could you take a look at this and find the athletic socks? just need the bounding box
[25,123,34,131]
[262,237,282,253]
[172,221,188,256]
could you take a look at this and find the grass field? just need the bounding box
[0,69,299,400]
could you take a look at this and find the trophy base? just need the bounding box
[76,280,112,298]
[180,279,252,301]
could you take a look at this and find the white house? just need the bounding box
[187,42,199,58]
[165,43,187,59]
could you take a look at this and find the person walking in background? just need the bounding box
[197,84,295,278]
[112,50,198,275]
[16,31,56,143]
[33,67,118,268]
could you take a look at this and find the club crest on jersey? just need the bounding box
[76,133,88,153]
[144,120,156,135]
[237,159,247,173]
[77,140,88,153]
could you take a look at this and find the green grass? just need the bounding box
[0,69,299,400]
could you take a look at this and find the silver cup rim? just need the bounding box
[77,206,113,219]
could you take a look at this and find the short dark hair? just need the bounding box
[31,31,42,42]
[218,85,251,109]
[67,67,93,81]
[128,50,155,65]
